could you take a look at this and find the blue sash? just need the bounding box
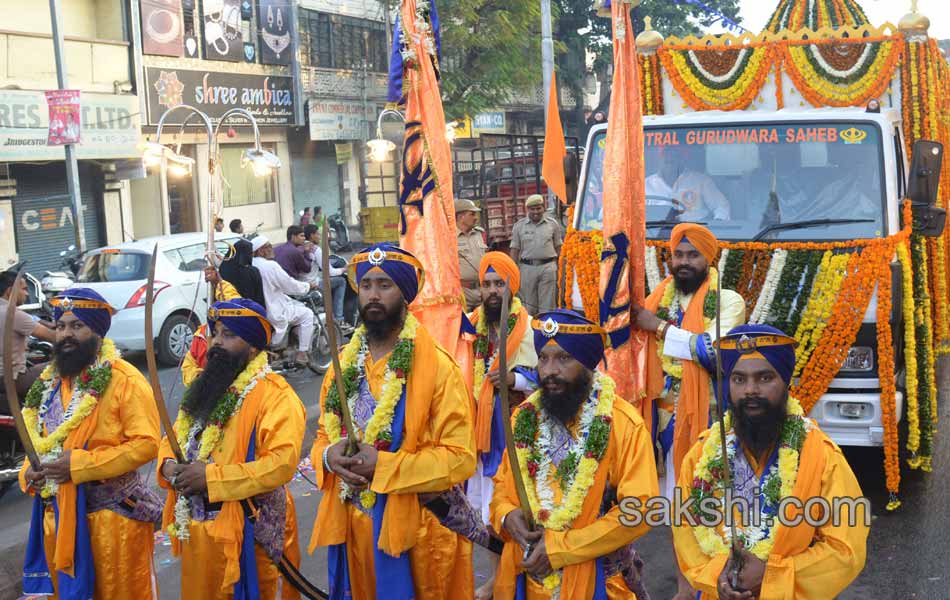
[327,387,414,599]
[22,482,96,599]
[234,428,260,600]
[482,365,538,478]
[515,557,607,600]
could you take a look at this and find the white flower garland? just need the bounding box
[645,246,662,294]
[806,43,874,79]
[718,249,730,275]
[686,48,751,84]
[749,249,788,324]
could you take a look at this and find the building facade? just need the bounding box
[0,0,141,273]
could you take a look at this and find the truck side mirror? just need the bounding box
[909,140,945,237]
[563,152,580,205]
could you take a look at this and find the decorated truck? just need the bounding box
[559,0,950,507]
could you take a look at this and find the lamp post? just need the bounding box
[367,107,405,163]
[143,105,281,303]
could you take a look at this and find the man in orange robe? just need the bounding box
[463,251,538,598]
[20,288,161,599]
[158,298,306,600]
[672,325,869,599]
[308,243,476,600]
[491,309,658,599]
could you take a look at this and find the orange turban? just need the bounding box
[670,223,718,263]
[479,251,521,294]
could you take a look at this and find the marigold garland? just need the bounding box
[658,45,775,111]
[897,242,921,468]
[793,251,848,376]
[559,220,604,319]
[911,237,936,472]
[875,255,900,509]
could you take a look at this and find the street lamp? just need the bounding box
[367,107,404,163]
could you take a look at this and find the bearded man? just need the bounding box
[672,325,869,599]
[308,243,476,600]
[158,298,306,599]
[491,309,659,599]
[19,288,162,599]
[462,251,538,599]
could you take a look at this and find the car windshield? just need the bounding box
[576,122,886,241]
[77,251,149,283]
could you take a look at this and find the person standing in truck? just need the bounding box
[456,199,488,311]
[510,195,563,315]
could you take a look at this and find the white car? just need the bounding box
[73,233,241,365]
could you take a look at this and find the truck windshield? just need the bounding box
[577,122,886,241]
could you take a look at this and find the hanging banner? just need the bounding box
[335,143,353,165]
[202,0,244,62]
[141,0,184,57]
[45,90,81,146]
[258,0,292,65]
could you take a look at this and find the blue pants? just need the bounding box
[328,275,346,322]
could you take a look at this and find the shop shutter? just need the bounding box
[11,163,102,275]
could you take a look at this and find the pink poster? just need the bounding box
[46,90,81,146]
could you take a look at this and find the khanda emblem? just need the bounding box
[398,120,437,234]
[599,232,632,349]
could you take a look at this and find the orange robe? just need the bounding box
[308,324,476,600]
[490,398,659,599]
[19,358,161,600]
[158,371,306,600]
[672,425,869,599]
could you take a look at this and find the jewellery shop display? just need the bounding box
[204,2,241,57]
[261,2,290,62]
[145,7,181,46]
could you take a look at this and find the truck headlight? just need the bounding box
[840,346,874,372]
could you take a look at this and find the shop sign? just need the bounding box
[0,91,140,162]
[473,111,506,134]
[145,67,295,126]
[309,100,369,141]
[335,142,353,165]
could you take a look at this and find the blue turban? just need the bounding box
[207,299,273,350]
[50,288,114,337]
[348,243,425,304]
[718,324,798,400]
[532,309,608,371]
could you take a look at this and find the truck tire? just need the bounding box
[158,314,195,367]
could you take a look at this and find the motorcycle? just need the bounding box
[0,336,52,499]
[40,244,83,301]
[327,213,352,253]
[268,288,344,376]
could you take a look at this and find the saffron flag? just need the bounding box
[391,0,463,358]
[598,0,646,404]
[541,71,568,204]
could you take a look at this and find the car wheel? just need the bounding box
[309,321,342,375]
[158,315,195,367]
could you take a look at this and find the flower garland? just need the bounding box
[655,268,718,380]
[472,297,522,397]
[749,250,787,324]
[911,237,935,473]
[874,252,900,509]
[22,339,119,498]
[659,45,775,111]
[323,314,419,508]
[720,248,745,291]
[739,250,774,316]
[782,38,902,107]
[558,223,603,319]
[639,53,665,116]
[645,246,662,294]
[513,372,615,592]
[931,235,950,354]
[168,350,271,540]
[897,242,921,468]
[690,396,811,560]
[793,251,848,376]
[784,251,824,337]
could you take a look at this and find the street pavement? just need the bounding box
[0,355,947,599]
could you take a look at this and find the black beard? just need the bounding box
[182,347,250,424]
[540,370,593,425]
[484,296,503,323]
[53,337,100,378]
[359,301,405,340]
[732,395,788,455]
[674,265,708,295]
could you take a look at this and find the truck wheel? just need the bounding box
[158,315,195,367]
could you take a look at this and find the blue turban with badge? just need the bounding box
[531,309,608,371]
[718,324,798,396]
[347,243,426,304]
[50,288,115,337]
[207,298,273,350]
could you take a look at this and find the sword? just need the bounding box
[497,278,537,557]
[713,261,743,589]
[145,245,185,463]
[321,224,358,457]
[3,269,42,471]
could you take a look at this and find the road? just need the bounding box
[0,356,947,599]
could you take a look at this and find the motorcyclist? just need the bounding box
[0,269,56,402]
[301,224,350,333]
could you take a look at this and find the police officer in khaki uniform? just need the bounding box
[510,194,562,315]
[456,198,489,311]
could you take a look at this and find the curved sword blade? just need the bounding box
[145,244,185,462]
[3,269,41,469]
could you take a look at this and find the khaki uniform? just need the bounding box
[458,226,488,310]
[511,215,562,315]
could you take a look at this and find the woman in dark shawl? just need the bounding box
[219,238,267,310]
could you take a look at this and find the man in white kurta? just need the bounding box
[251,235,315,363]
